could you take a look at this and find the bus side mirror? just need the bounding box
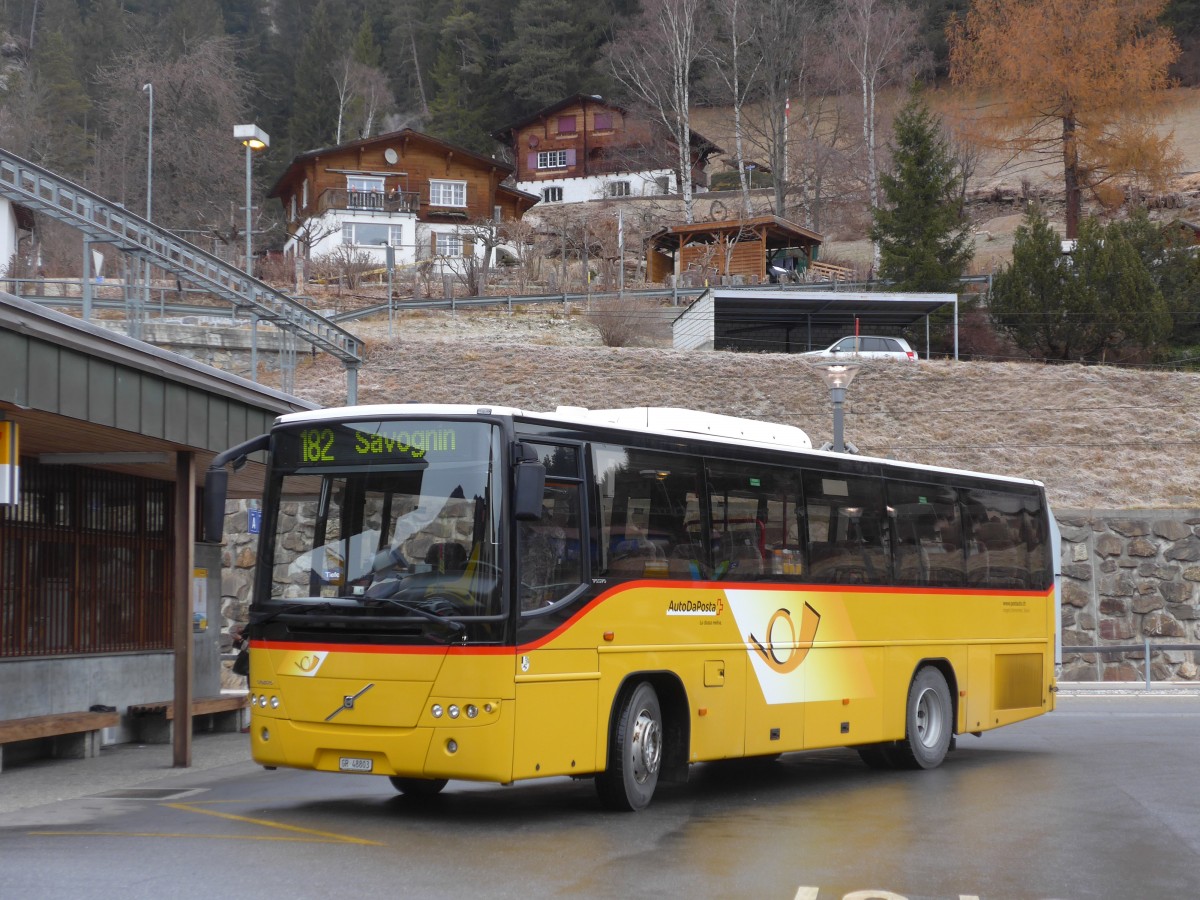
[203,467,228,543]
[513,443,545,522]
[203,432,270,544]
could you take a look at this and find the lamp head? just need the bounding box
[233,123,270,152]
[810,360,863,391]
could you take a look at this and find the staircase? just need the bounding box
[0,149,362,401]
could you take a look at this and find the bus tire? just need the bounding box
[389,776,448,797]
[596,681,663,811]
[892,666,953,770]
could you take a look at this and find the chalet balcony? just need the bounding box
[315,188,419,216]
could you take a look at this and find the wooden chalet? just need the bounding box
[493,95,721,204]
[267,129,538,264]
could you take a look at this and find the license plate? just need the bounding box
[339,756,373,773]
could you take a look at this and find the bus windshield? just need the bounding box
[260,420,502,620]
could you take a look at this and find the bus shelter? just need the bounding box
[672,288,960,359]
[0,294,315,767]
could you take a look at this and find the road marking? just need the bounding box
[165,801,383,845]
[29,800,382,846]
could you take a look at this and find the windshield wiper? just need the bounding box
[364,596,467,642]
[250,601,345,628]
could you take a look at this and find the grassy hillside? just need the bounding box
[291,307,1200,511]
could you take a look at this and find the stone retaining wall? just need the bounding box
[217,505,1200,685]
[1057,509,1200,682]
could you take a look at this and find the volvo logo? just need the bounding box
[325,683,375,721]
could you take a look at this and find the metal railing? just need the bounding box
[0,148,363,401]
[1063,641,1200,690]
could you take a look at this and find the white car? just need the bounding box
[803,335,918,362]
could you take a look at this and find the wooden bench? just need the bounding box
[0,710,120,773]
[128,695,249,744]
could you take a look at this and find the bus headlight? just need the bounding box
[431,704,444,718]
[448,705,460,719]
[270,696,280,709]
[466,704,478,719]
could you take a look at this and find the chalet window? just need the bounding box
[593,113,614,131]
[541,187,563,203]
[342,223,404,247]
[346,175,385,210]
[557,115,577,134]
[301,179,309,210]
[607,181,631,198]
[429,179,467,207]
[289,195,297,221]
[654,176,671,195]
[537,150,569,169]
[434,232,464,256]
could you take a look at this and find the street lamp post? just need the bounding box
[142,83,153,219]
[233,124,269,277]
[810,361,863,453]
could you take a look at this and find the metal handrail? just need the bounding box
[1063,641,1200,689]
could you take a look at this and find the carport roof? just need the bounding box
[674,288,957,329]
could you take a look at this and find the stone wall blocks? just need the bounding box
[1131,595,1164,614]
[1099,574,1135,597]
[1099,618,1135,640]
[1164,602,1199,620]
[1183,566,1200,583]
[1152,520,1192,542]
[1061,581,1091,607]
[1071,543,1090,562]
[1094,533,1124,557]
[1062,563,1092,581]
[1159,582,1194,604]
[1106,519,1149,537]
[1165,536,1200,562]
[1058,524,1090,542]
[1128,538,1158,558]
[1099,596,1129,616]
[1137,563,1179,580]
[1142,611,1187,638]
[1077,612,1096,630]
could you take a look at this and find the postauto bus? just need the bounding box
[204,405,1060,810]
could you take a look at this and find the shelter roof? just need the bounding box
[648,215,824,250]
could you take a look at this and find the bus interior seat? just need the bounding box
[425,542,468,573]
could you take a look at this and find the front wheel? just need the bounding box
[389,776,448,798]
[892,666,953,770]
[596,681,663,811]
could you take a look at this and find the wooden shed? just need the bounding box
[646,215,830,284]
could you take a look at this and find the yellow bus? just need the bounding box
[205,405,1060,810]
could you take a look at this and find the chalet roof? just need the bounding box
[647,215,824,251]
[492,93,722,156]
[267,128,516,199]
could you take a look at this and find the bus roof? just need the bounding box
[276,403,1046,491]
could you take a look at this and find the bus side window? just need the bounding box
[705,459,803,581]
[518,480,584,610]
[802,471,890,585]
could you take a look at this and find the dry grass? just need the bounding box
[286,306,1200,511]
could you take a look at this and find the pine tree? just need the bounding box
[869,83,972,292]
[425,0,492,152]
[500,0,608,111]
[30,28,92,174]
[287,0,343,153]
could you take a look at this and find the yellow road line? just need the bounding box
[166,801,383,845]
[30,801,383,847]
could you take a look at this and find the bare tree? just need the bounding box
[705,0,762,216]
[608,0,711,224]
[831,0,923,271]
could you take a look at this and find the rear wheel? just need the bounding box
[891,666,953,770]
[389,776,448,797]
[596,681,662,811]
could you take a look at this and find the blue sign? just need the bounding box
[248,508,261,534]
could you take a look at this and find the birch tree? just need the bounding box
[608,0,710,224]
[832,0,923,271]
[705,0,761,216]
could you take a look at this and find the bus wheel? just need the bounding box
[892,667,953,770]
[596,681,662,811]
[389,776,448,797]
